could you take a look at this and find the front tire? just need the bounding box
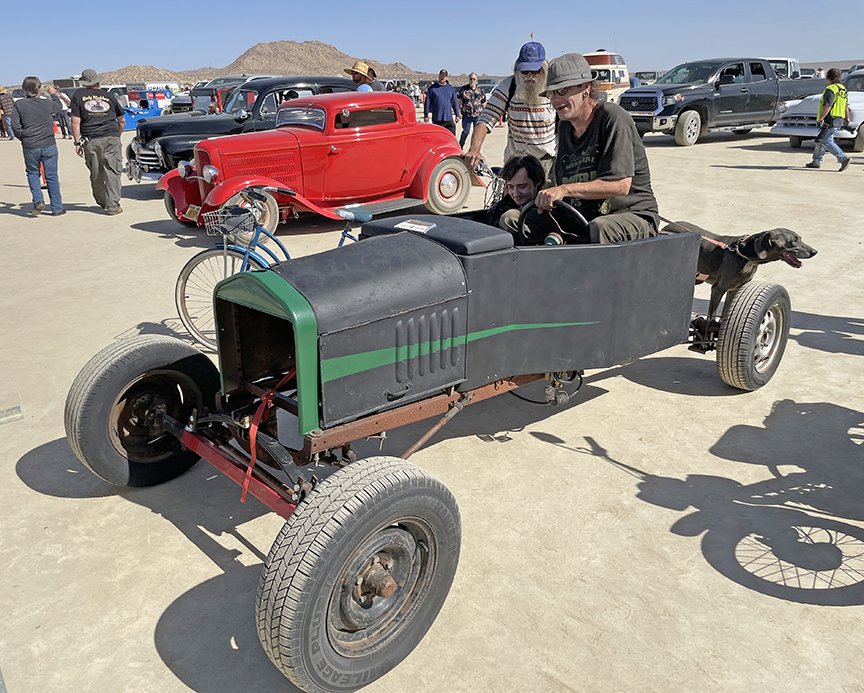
[789,135,803,149]
[164,190,195,226]
[175,248,268,350]
[64,336,220,486]
[256,456,461,692]
[716,282,790,390]
[425,157,471,214]
[224,189,279,240]
[852,127,864,153]
[674,110,702,146]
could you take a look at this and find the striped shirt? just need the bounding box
[477,76,557,163]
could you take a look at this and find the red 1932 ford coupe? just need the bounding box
[156,92,476,231]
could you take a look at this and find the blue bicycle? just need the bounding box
[175,187,367,350]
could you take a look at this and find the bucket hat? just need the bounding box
[344,60,374,80]
[539,53,595,96]
[80,68,101,87]
[515,42,546,72]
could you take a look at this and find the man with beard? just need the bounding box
[526,53,659,245]
[464,42,557,174]
[344,60,385,92]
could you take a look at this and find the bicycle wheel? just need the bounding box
[175,248,268,350]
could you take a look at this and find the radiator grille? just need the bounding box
[621,94,660,112]
[223,150,299,187]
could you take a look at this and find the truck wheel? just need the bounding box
[256,456,461,692]
[224,189,279,237]
[425,157,471,214]
[164,191,195,226]
[789,136,803,149]
[716,282,790,391]
[64,335,220,487]
[674,110,701,146]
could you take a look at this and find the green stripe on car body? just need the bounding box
[320,321,597,383]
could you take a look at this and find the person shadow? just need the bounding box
[530,398,864,605]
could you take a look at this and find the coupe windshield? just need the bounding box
[656,62,722,85]
[276,107,326,130]
[223,89,258,114]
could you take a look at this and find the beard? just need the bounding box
[514,64,549,104]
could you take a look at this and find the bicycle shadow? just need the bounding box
[530,398,864,605]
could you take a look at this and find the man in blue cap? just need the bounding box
[465,41,557,174]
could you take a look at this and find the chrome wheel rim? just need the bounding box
[438,172,459,199]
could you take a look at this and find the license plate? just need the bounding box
[184,205,201,222]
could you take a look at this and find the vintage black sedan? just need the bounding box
[126,75,356,180]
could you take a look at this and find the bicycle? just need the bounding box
[175,186,369,350]
[475,161,505,210]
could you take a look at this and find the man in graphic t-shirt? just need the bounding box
[70,68,126,215]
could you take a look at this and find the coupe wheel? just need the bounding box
[224,189,279,242]
[164,191,195,226]
[425,158,471,214]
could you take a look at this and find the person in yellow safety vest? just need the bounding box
[805,68,852,171]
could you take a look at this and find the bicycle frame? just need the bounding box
[215,224,291,270]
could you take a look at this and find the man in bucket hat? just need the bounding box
[524,52,659,245]
[465,41,556,174]
[70,68,126,215]
[344,60,385,91]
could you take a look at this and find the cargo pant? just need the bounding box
[83,136,122,210]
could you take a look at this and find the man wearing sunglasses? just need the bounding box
[464,42,557,174]
[527,53,659,245]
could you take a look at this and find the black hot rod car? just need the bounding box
[65,211,793,692]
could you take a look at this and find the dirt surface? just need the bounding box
[1,123,863,693]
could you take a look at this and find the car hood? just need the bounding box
[137,113,244,144]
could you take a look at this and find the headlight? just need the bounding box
[202,165,220,184]
[177,160,192,178]
[777,102,789,114]
[154,141,163,156]
[662,94,683,106]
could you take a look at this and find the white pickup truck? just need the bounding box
[770,69,864,151]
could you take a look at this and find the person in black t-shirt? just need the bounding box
[525,53,659,245]
[70,68,126,215]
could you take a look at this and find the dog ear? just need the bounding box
[750,231,773,260]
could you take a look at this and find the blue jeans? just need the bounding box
[459,116,478,147]
[23,145,63,213]
[812,124,848,165]
[3,114,14,139]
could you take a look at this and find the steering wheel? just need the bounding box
[516,200,591,245]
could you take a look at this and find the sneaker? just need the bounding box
[839,157,851,172]
[52,210,67,216]
[29,202,45,217]
[804,161,821,169]
[105,206,123,215]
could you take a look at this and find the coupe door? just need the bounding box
[322,106,408,202]
[714,62,749,126]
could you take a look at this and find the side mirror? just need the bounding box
[235,109,249,120]
[717,75,736,87]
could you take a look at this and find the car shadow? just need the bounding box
[529,398,864,605]
[121,183,163,201]
[709,164,795,171]
[643,132,766,147]
[129,220,216,248]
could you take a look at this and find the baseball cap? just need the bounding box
[515,42,546,72]
[439,69,449,75]
[539,53,595,96]
[80,68,101,87]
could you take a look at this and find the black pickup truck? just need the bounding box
[619,58,826,145]
[126,75,355,181]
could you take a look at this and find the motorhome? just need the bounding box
[583,50,631,104]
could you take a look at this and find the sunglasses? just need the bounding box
[519,69,541,76]
[551,85,579,96]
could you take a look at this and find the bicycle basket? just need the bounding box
[201,207,256,241]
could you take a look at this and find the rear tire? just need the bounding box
[256,456,461,692]
[64,336,219,486]
[674,110,701,146]
[175,248,268,350]
[789,135,803,149]
[716,282,790,391]
[852,127,864,153]
[425,157,471,214]
[224,189,279,239]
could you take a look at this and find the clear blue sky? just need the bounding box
[4,0,863,85]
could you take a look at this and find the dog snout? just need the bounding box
[773,228,817,258]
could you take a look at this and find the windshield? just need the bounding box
[846,75,864,92]
[634,71,657,80]
[656,62,722,85]
[223,89,258,114]
[276,106,326,130]
[591,69,612,82]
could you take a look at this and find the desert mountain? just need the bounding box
[97,40,480,86]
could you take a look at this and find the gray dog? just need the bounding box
[664,221,818,321]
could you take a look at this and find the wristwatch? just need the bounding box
[73,141,81,146]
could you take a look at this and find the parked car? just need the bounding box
[619,58,827,145]
[799,68,816,79]
[126,75,355,181]
[156,91,475,229]
[633,70,664,85]
[765,57,801,79]
[770,69,864,152]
